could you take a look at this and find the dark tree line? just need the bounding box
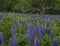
[0,0,60,14]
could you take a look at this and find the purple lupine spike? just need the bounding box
[0,32,4,42]
[53,38,58,46]
[10,26,17,36]
[46,18,50,24]
[38,26,45,40]
[21,21,25,27]
[27,24,33,38]
[34,37,40,46]
[51,16,55,20]
[47,29,51,35]
[35,16,40,22]
[27,38,31,46]
[10,36,18,46]
[35,25,40,34]
[41,15,45,21]
[0,40,1,44]
[33,27,37,35]
[26,26,36,43]
[28,24,33,32]
[40,15,45,22]
[38,30,42,41]
[0,14,3,20]
[39,26,45,34]
[32,27,37,40]
[1,41,6,46]
[26,30,33,46]
[13,12,16,18]
[44,16,50,24]
[56,15,60,18]
[0,32,6,46]
[26,30,32,39]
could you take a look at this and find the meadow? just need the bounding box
[0,12,60,46]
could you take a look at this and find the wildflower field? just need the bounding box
[0,13,60,46]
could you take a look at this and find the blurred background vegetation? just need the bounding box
[0,0,60,14]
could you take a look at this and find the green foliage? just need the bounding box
[0,0,60,14]
[41,34,52,46]
[0,13,60,46]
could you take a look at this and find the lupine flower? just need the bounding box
[27,24,38,40]
[33,27,37,35]
[10,36,18,46]
[10,25,20,36]
[34,37,40,46]
[53,38,58,46]
[28,24,33,32]
[1,41,6,46]
[56,15,60,18]
[35,16,40,22]
[27,38,31,46]
[0,32,6,46]
[38,30,42,41]
[35,25,40,34]
[32,27,37,40]
[44,16,50,24]
[26,25,38,46]
[21,21,25,27]
[50,16,55,25]
[26,30,32,40]
[38,26,45,40]
[0,40,1,44]
[47,29,51,35]
[27,24,33,37]
[26,27,33,46]
[39,26,45,34]
[0,32,4,42]
[46,19,50,24]
[13,12,16,18]
[0,15,3,20]
[41,15,45,21]
[51,16,55,20]
[10,26,17,36]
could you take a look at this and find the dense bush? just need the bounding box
[0,0,60,14]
